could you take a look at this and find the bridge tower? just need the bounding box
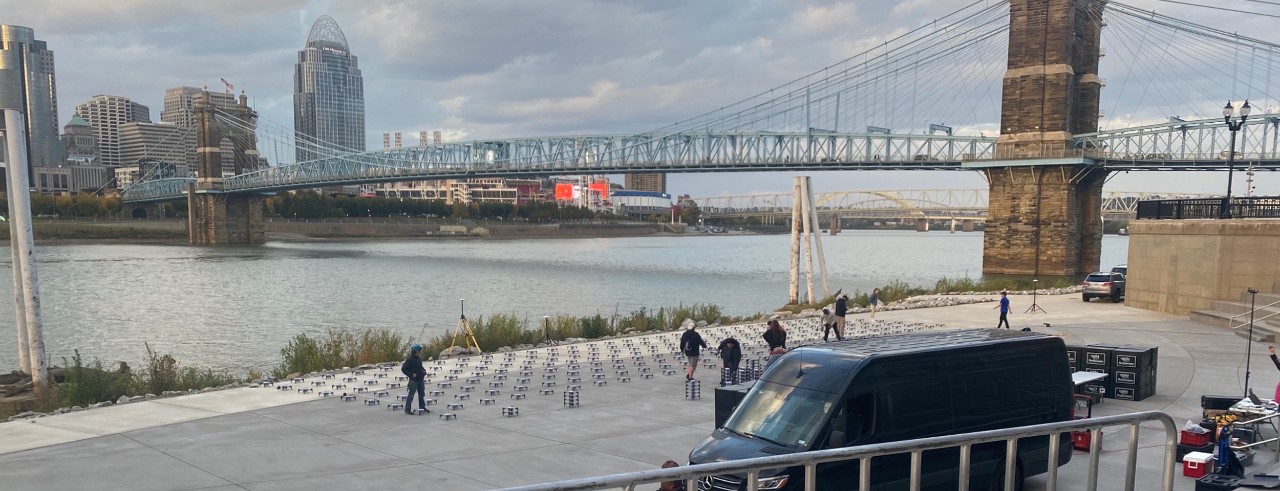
[984,0,1107,276]
[187,91,265,244]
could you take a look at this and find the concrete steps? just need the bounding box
[1188,287,1280,342]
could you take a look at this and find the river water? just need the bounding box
[0,231,1128,373]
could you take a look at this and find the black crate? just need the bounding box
[1112,364,1157,401]
[1202,394,1241,411]
[1196,474,1242,491]
[1113,384,1155,401]
[1080,368,1111,399]
[1082,344,1116,371]
[714,381,755,428]
[1114,345,1158,369]
[1177,442,1214,462]
[1066,345,1082,373]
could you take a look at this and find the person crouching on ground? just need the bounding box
[820,308,837,342]
[401,344,429,415]
[763,319,787,350]
[717,337,742,384]
[681,324,708,381]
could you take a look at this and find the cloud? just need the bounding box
[2,0,1275,197]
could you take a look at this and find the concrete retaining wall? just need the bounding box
[1127,219,1280,315]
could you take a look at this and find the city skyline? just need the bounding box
[2,0,1277,197]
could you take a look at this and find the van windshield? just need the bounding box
[724,381,838,448]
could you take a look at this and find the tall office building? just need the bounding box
[119,122,186,178]
[160,86,239,176]
[74,94,150,167]
[61,115,96,162]
[0,25,65,171]
[625,173,667,194]
[161,86,237,128]
[294,15,365,162]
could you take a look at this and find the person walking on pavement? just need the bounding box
[401,344,429,415]
[820,308,837,342]
[993,291,1012,329]
[763,318,788,350]
[681,324,708,381]
[717,337,742,385]
[869,288,881,320]
[833,295,849,340]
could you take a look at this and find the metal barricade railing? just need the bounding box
[1231,411,1280,464]
[497,411,1177,491]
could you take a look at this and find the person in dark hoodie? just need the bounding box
[401,344,429,415]
[763,319,787,350]
[717,337,742,384]
[680,324,708,381]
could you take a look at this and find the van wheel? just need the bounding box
[1082,295,1089,302]
[988,460,1024,491]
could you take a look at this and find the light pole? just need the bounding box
[543,316,551,343]
[1245,287,1259,397]
[1221,100,1251,219]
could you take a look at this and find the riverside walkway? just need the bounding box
[0,293,1266,490]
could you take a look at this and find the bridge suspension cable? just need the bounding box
[1096,1,1280,127]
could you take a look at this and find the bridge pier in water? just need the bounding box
[983,0,1106,276]
[188,91,265,245]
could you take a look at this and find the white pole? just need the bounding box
[2,116,30,374]
[3,110,47,392]
[800,177,815,304]
[806,177,830,297]
[789,177,802,304]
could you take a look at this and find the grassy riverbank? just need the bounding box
[4,275,1076,419]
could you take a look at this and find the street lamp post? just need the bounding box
[1221,100,1251,219]
[1245,287,1259,397]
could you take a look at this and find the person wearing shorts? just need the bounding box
[680,324,708,381]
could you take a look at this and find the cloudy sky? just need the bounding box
[4,0,1278,197]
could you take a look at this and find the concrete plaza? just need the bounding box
[0,292,1270,490]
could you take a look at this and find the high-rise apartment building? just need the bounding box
[0,25,65,170]
[625,173,667,194]
[74,94,150,167]
[294,15,365,162]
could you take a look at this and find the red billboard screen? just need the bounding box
[554,183,574,201]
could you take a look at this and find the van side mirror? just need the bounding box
[829,430,845,448]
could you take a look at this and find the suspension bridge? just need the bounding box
[119,0,1280,275]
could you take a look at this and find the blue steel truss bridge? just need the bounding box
[690,190,1215,222]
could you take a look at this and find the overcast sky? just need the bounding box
[4,0,1278,197]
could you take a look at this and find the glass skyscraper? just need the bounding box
[293,15,365,163]
[0,25,65,169]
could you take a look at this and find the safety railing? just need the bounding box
[1135,196,1280,219]
[1228,298,1280,336]
[497,411,1177,491]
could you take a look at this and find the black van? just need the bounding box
[689,329,1074,490]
